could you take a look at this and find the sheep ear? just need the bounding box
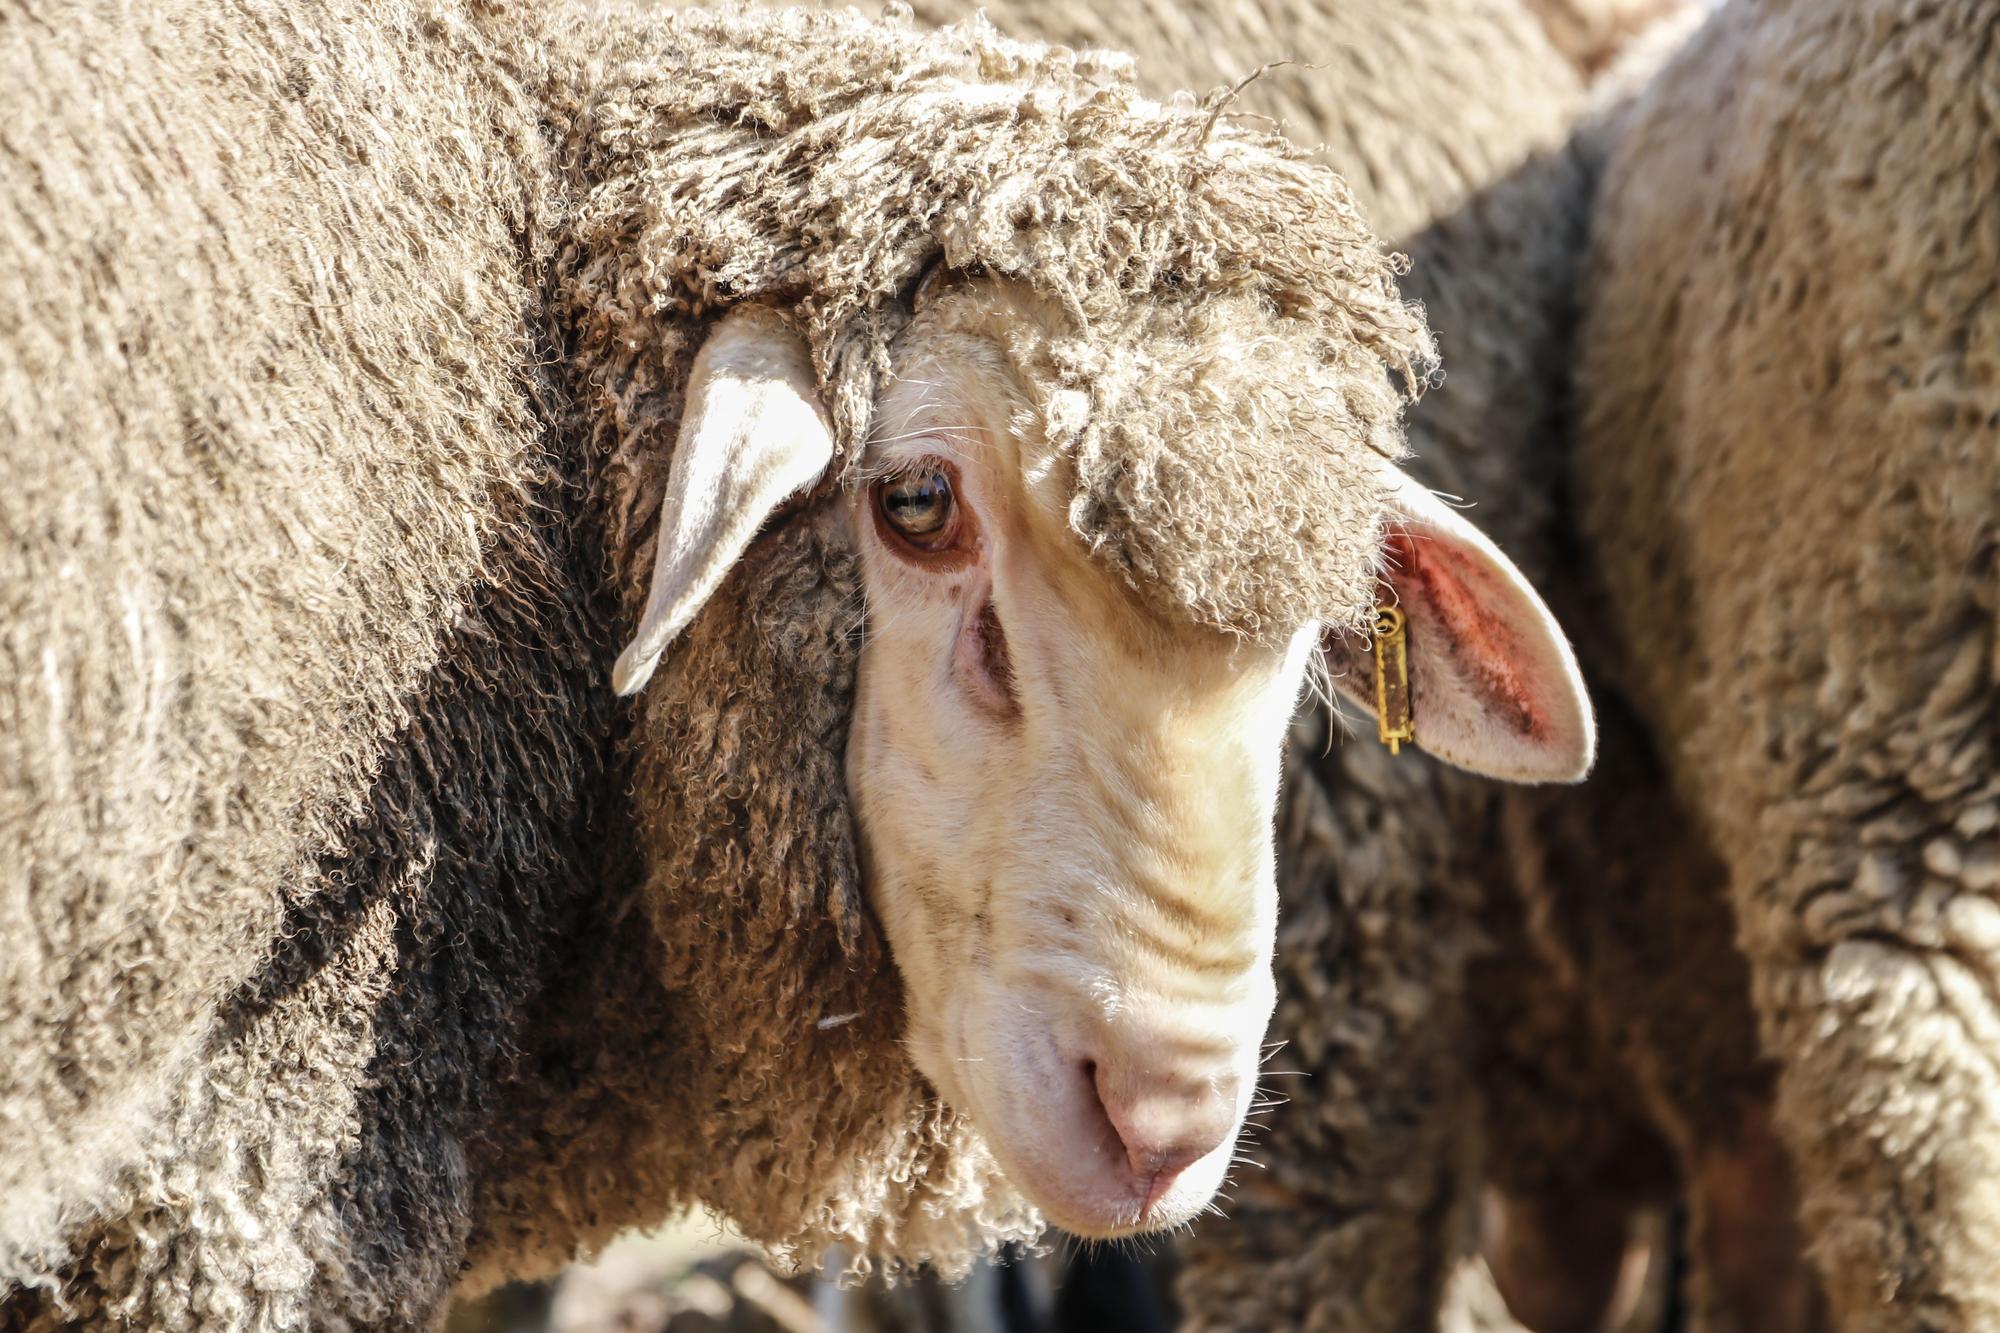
[611,308,835,696]
[1324,470,1595,783]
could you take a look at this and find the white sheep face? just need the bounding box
[845,284,1312,1236]
[614,278,1595,1242]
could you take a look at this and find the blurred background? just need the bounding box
[446,1206,1678,1331]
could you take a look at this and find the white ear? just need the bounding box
[611,307,835,696]
[1325,469,1595,783]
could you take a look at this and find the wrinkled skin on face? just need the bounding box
[617,280,1589,1246]
[845,283,1317,1237]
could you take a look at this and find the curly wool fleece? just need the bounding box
[0,0,1436,1322]
[560,0,1436,642]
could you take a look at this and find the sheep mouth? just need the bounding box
[939,1020,1241,1239]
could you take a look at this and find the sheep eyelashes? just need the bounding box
[613,307,834,697]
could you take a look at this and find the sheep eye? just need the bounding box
[879,470,955,543]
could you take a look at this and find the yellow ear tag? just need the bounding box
[1372,605,1414,755]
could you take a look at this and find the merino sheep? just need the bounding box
[1570,0,2000,1327]
[0,0,1599,1327]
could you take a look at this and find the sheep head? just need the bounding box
[564,0,1593,1272]
[611,277,1592,1243]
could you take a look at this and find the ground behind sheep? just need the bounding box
[447,1208,1683,1332]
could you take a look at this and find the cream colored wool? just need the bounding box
[1576,0,2000,1327]
[907,0,1586,246]
[0,0,1441,1327]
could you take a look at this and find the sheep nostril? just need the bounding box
[1087,1056,1240,1213]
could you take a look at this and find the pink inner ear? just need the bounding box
[1387,529,1548,742]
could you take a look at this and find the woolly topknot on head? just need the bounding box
[1033,295,1413,640]
[899,279,1413,641]
[562,0,1434,635]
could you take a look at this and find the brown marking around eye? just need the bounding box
[871,459,979,570]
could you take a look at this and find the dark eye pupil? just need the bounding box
[883,472,953,537]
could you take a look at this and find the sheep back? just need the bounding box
[0,1,611,1322]
[1578,0,2000,1319]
